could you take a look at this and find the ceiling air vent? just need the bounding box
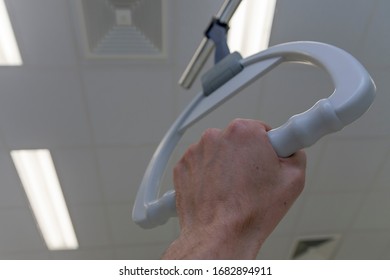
[290,235,341,260]
[79,0,166,58]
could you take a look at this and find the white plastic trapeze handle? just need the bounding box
[132,41,376,229]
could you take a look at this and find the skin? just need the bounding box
[162,119,306,259]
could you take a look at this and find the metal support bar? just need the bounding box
[178,0,242,89]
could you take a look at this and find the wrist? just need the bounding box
[162,224,265,259]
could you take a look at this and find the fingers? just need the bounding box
[199,128,222,151]
[177,118,301,175]
[221,118,271,145]
[224,118,271,133]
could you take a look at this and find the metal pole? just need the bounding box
[178,0,242,89]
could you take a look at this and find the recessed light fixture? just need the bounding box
[228,0,277,58]
[11,150,78,250]
[0,0,22,66]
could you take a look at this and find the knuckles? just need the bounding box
[224,118,267,141]
[225,119,250,135]
[175,119,271,173]
[200,128,221,146]
[181,143,198,163]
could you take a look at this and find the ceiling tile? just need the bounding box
[0,208,46,253]
[7,0,78,66]
[0,148,26,207]
[305,138,327,190]
[383,242,390,259]
[271,0,374,56]
[83,67,175,145]
[311,138,389,192]
[359,0,390,68]
[52,148,104,205]
[107,203,177,246]
[352,190,390,230]
[96,146,155,203]
[70,204,112,248]
[336,230,390,259]
[372,150,390,192]
[295,192,363,234]
[0,68,91,149]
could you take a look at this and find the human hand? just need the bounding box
[162,119,306,259]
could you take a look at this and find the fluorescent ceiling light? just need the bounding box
[228,0,276,58]
[0,0,23,65]
[11,150,78,250]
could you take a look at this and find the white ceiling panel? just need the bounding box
[310,138,389,193]
[304,138,327,189]
[383,244,390,260]
[352,190,390,230]
[83,67,175,146]
[0,148,26,207]
[0,208,46,253]
[359,0,390,68]
[70,204,112,248]
[271,0,374,56]
[0,68,91,149]
[336,230,390,260]
[96,146,155,203]
[372,150,390,192]
[52,148,104,205]
[295,192,363,234]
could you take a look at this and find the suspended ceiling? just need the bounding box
[0,0,389,259]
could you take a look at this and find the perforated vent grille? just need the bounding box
[80,0,165,58]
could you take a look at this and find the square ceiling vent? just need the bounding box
[79,0,166,59]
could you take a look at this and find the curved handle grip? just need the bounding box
[133,41,376,228]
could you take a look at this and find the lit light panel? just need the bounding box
[11,150,78,250]
[0,0,23,65]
